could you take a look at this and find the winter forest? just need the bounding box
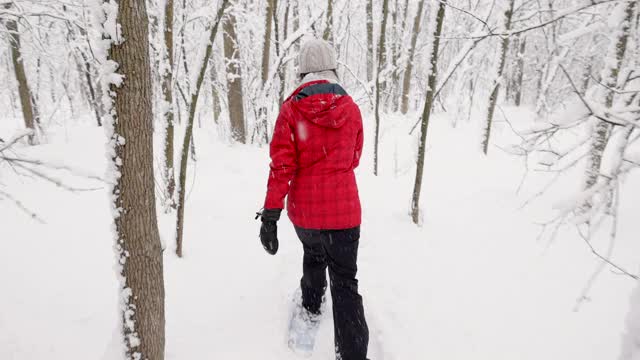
[1,0,640,358]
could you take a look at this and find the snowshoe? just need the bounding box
[287,288,324,357]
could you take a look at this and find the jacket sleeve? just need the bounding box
[352,107,364,169]
[264,104,297,210]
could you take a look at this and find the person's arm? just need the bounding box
[352,107,364,169]
[264,104,297,210]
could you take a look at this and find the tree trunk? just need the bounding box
[583,1,636,193]
[514,35,526,106]
[410,0,446,225]
[373,0,390,176]
[293,0,300,52]
[223,8,246,143]
[162,0,177,209]
[175,0,229,258]
[400,0,409,32]
[389,0,401,111]
[580,62,592,96]
[504,36,517,103]
[272,0,283,105]
[75,50,103,126]
[211,63,221,123]
[108,0,165,358]
[258,0,275,144]
[262,0,274,84]
[366,0,374,83]
[177,0,190,119]
[279,0,290,105]
[400,0,425,114]
[481,0,514,155]
[5,4,38,145]
[323,0,334,43]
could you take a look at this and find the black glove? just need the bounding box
[256,208,282,255]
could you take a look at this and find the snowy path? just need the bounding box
[1,117,638,359]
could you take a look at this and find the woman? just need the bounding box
[258,38,369,360]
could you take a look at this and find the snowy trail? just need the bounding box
[159,138,428,359]
[1,115,639,359]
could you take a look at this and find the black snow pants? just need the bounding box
[294,226,369,360]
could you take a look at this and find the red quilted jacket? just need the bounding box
[264,80,363,230]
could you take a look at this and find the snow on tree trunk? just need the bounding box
[411,0,446,225]
[279,0,290,105]
[211,61,222,123]
[103,0,165,357]
[78,51,103,127]
[223,7,246,143]
[400,0,425,114]
[292,0,300,53]
[373,0,390,176]
[389,0,402,112]
[323,0,334,43]
[513,35,526,106]
[583,1,636,199]
[162,0,176,209]
[256,0,275,144]
[262,0,274,85]
[5,3,39,145]
[175,0,229,258]
[366,0,374,83]
[481,0,514,155]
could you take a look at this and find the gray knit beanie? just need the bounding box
[297,39,337,76]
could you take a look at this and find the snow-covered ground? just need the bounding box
[1,108,638,359]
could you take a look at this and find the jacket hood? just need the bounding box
[289,80,353,129]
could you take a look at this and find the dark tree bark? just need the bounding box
[411,0,446,225]
[108,0,165,358]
